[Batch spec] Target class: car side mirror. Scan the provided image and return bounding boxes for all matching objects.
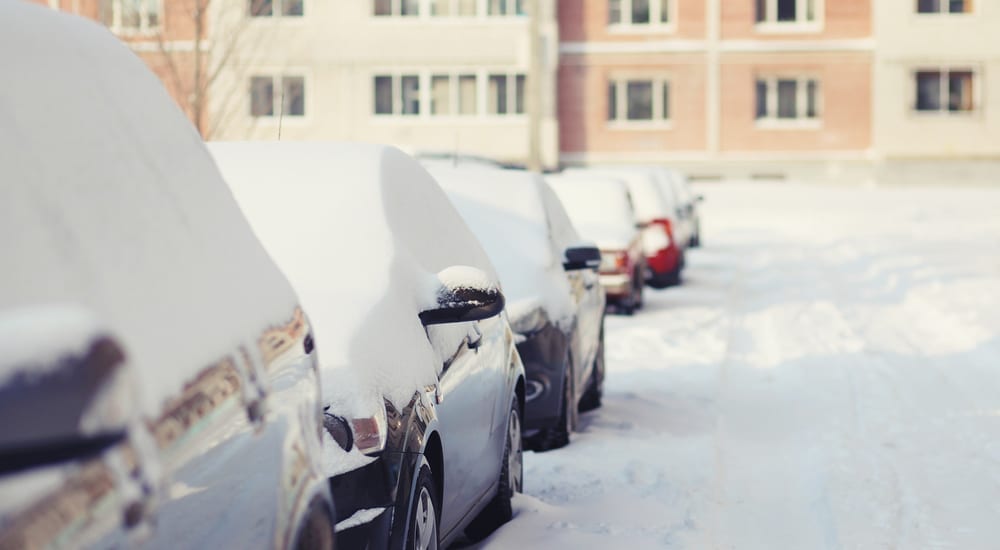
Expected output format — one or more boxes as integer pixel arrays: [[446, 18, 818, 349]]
[[0, 306, 136, 474], [563, 245, 601, 271], [419, 266, 506, 326]]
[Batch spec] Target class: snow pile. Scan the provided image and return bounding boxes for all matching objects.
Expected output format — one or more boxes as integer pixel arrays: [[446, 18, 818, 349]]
[[475, 181, 1000, 549], [564, 167, 672, 223], [545, 174, 638, 250], [424, 165, 577, 326], [0, 2, 297, 418], [209, 142, 499, 418]]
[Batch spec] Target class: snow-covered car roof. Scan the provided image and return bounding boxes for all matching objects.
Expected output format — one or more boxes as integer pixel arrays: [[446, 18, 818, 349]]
[[425, 165, 578, 324], [209, 142, 499, 414], [565, 166, 675, 222], [0, 2, 299, 418], [545, 173, 639, 250]]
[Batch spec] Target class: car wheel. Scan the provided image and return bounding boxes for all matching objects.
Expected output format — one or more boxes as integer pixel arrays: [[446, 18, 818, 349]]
[[633, 271, 645, 309], [293, 496, 335, 550], [465, 397, 522, 540], [530, 353, 573, 452], [402, 464, 439, 550], [578, 328, 605, 413]]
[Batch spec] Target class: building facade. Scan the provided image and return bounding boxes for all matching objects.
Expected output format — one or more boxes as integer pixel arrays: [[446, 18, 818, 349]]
[[208, 0, 561, 168], [558, 0, 876, 180]]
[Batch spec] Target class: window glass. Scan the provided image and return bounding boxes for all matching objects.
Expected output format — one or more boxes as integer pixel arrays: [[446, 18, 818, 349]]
[[401, 75, 420, 114], [374, 75, 393, 114], [146, 0, 160, 26], [755, 79, 768, 118], [608, 82, 618, 120], [431, 75, 451, 114], [458, 74, 477, 115], [915, 71, 942, 111], [488, 75, 508, 114], [755, 0, 766, 22], [661, 81, 670, 119], [251, 0, 274, 16], [122, 0, 141, 27], [626, 81, 653, 120], [458, 0, 477, 15], [776, 0, 796, 21], [609, 0, 622, 24], [431, 0, 451, 15], [948, 71, 974, 111], [806, 80, 818, 118], [282, 0, 303, 16], [515, 75, 526, 114], [488, 0, 508, 15], [373, 0, 391, 15], [949, 0, 967, 12], [776, 79, 797, 118], [282, 77, 305, 116], [250, 76, 274, 117], [632, 0, 650, 24], [660, 0, 670, 23], [917, 0, 940, 12]]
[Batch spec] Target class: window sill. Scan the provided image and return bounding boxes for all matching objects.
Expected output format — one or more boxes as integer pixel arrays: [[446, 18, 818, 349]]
[[249, 115, 310, 126], [369, 15, 528, 22], [910, 109, 979, 117], [753, 22, 824, 34], [754, 118, 822, 130], [606, 23, 677, 35], [109, 26, 161, 37], [371, 114, 529, 123], [606, 120, 674, 131]]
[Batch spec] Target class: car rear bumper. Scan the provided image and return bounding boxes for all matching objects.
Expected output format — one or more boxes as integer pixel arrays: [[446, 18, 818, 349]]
[[598, 273, 632, 297], [646, 245, 681, 276]]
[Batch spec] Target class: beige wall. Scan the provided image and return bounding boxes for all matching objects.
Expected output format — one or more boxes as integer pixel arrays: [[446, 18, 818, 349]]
[[874, 0, 1000, 159]]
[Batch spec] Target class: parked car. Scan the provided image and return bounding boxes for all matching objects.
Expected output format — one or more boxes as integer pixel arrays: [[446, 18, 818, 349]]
[[424, 165, 606, 451], [545, 173, 647, 315], [209, 142, 525, 549], [0, 5, 333, 549], [658, 168, 703, 248], [566, 167, 686, 287]]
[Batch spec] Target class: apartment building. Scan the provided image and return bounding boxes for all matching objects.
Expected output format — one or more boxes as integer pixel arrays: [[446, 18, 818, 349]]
[[208, 0, 561, 168], [558, 0, 876, 180], [36, 0, 211, 134], [873, 0, 1000, 183]]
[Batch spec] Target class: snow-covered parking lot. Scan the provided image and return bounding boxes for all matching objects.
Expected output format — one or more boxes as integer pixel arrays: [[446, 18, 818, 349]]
[[474, 182, 1000, 549]]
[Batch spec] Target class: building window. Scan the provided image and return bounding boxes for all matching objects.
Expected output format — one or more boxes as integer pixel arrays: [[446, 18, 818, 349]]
[[101, 0, 161, 32], [458, 74, 478, 115], [431, 0, 479, 15], [488, 0, 526, 16], [915, 69, 976, 112], [608, 0, 671, 26], [250, 0, 303, 17], [374, 0, 419, 16], [488, 74, 527, 115], [755, 77, 820, 122], [917, 0, 970, 13], [608, 78, 670, 122], [250, 75, 306, 118], [373, 74, 421, 115], [755, 0, 817, 24]]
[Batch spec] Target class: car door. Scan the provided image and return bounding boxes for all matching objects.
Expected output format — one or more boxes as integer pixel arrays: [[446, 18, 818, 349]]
[[428, 315, 508, 535]]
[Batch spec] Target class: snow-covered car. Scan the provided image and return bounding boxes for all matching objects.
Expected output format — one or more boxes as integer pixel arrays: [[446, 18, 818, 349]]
[[425, 165, 606, 451], [0, 5, 333, 549], [546, 173, 648, 315], [566, 167, 686, 287], [659, 168, 703, 248], [209, 142, 525, 549]]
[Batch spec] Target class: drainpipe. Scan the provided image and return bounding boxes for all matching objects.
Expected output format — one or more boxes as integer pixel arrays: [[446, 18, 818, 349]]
[[527, 0, 543, 171]]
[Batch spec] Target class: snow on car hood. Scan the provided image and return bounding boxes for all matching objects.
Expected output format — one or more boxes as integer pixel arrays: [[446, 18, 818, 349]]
[[0, 3, 298, 418], [209, 142, 499, 417], [546, 174, 639, 250], [424, 165, 577, 327]]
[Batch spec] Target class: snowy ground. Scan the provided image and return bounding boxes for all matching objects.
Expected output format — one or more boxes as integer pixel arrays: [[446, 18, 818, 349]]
[[472, 182, 1000, 549]]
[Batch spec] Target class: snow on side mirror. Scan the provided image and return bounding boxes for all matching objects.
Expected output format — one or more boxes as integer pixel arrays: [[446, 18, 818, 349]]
[[0, 305, 137, 473], [419, 266, 506, 326], [563, 245, 601, 271]]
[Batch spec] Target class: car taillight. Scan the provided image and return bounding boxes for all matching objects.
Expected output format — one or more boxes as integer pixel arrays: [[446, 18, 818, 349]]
[[615, 251, 629, 270], [600, 250, 629, 273]]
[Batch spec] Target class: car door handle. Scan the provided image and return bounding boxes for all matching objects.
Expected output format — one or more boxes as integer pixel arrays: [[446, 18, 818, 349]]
[[467, 324, 483, 350]]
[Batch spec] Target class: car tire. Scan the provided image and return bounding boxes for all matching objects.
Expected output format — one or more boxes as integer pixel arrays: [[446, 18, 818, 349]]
[[465, 397, 522, 541], [633, 271, 645, 309], [293, 496, 335, 550], [399, 463, 440, 550], [530, 354, 574, 452], [578, 328, 605, 413]]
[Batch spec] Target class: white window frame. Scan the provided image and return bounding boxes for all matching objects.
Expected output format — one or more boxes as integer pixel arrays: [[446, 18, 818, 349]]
[[104, 0, 162, 34], [373, 0, 526, 19], [248, 0, 305, 18], [914, 0, 974, 15], [911, 67, 981, 116], [371, 69, 528, 120], [607, 75, 672, 129], [754, 76, 822, 129], [608, 0, 675, 32], [755, 0, 823, 33], [248, 73, 309, 123]]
